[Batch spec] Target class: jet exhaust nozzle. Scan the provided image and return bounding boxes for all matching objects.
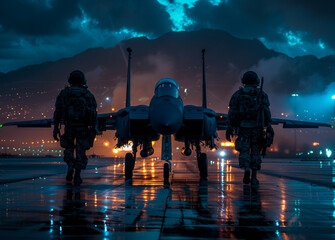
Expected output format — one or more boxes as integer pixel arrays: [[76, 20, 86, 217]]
[[182, 147, 192, 156]]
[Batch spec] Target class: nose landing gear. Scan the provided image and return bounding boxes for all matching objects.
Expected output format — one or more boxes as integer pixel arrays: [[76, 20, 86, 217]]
[[125, 141, 138, 180], [196, 144, 208, 179]]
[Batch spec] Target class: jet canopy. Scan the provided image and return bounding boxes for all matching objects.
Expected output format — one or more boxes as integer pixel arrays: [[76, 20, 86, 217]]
[[155, 78, 180, 98]]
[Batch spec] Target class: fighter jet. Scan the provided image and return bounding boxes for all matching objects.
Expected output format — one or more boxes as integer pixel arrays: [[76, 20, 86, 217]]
[[3, 48, 332, 183]]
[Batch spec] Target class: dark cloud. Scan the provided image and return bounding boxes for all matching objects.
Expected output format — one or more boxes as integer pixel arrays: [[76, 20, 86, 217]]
[[187, 0, 335, 57], [79, 0, 171, 35], [0, 0, 80, 35], [0, 0, 172, 72], [0, 0, 335, 72]]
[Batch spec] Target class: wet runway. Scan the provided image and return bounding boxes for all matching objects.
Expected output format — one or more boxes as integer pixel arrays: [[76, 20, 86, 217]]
[[0, 157, 335, 239]]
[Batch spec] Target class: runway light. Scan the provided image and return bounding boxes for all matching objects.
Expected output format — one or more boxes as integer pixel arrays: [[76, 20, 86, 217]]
[[220, 151, 226, 157], [0, 124, 2, 128]]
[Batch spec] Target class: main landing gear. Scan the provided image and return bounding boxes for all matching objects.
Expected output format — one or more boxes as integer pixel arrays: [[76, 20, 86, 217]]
[[196, 144, 208, 179], [125, 141, 138, 180]]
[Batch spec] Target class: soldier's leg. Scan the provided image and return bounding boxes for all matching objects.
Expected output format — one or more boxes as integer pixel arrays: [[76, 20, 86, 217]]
[[64, 148, 75, 181], [60, 130, 75, 182], [250, 133, 262, 185], [236, 137, 252, 184], [73, 136, 90, 185]]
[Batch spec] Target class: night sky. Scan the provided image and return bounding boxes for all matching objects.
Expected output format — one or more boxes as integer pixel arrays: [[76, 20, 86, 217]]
[[0, 0, 334, 73]]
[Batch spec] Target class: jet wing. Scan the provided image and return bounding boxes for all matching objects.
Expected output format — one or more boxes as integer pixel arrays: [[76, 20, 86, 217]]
[[214, 113, 332, 130], [3, 118, 54, 128], [271, 118, 332, 128], [2, 112, 119, 130], [2, 106, 150, 132]]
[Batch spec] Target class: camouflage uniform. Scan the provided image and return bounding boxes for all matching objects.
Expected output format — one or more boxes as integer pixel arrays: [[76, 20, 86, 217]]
[[227, 85, 271, 171], [54, 85, 97, 170]]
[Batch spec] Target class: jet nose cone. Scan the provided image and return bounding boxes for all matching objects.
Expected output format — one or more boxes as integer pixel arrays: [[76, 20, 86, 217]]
[[150, 97, 183, 135]]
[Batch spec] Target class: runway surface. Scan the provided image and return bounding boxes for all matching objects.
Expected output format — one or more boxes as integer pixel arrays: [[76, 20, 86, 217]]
[[0, 156, 335, 239]]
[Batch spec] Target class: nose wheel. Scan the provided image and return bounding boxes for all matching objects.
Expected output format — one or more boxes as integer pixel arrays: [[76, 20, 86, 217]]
[[197, 153, 208, 179]]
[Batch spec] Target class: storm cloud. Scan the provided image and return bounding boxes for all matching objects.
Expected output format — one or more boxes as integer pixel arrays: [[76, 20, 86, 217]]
[[0, 0, 335, 72]]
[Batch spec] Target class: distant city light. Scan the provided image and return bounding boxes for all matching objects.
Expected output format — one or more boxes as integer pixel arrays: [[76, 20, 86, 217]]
[[326, 149, 332, 158], [291, 93, 299, 97], [219, 151, 226, 157], [312, 142, 320, 146], [105, 97, 110, 101]]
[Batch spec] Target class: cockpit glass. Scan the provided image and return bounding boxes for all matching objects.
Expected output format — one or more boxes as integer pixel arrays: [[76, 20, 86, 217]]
[[155, 83, 179, 98]]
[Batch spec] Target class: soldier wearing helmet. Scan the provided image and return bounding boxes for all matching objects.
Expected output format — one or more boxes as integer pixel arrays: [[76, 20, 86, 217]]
[[226, 71, 273, 185], [53, 70, 97, 185]]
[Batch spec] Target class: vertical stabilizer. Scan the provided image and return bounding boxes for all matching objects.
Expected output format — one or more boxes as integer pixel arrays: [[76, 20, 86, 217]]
[[202, 49, 207, 108], [126, 48, 132, 107]]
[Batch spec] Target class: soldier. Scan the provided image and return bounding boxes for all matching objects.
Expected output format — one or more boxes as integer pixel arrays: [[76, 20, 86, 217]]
[[226, 71, 273, 185], [53, 70, 97, 185]]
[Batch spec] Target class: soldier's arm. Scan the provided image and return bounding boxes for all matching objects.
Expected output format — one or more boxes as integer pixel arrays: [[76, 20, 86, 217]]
[[53, 90, 65, 128]]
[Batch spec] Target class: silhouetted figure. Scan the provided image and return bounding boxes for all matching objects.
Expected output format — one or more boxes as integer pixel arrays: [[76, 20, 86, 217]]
[[226, 71, 273, 185], [53, 70, 97, 185]]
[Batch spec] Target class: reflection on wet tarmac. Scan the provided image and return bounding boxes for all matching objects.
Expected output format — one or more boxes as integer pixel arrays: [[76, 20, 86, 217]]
[[0, 157, 335, 239]]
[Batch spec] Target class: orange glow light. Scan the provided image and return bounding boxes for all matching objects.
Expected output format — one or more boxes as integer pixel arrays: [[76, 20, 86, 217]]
[[312, 142, 320, 146], [104, 141, 110, 147], [221, 141, 235, 147]]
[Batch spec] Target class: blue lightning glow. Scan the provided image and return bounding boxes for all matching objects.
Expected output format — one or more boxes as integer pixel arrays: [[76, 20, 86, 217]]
[[284, 31, 303, 46], [319, 40, 326, 49], [79, 8, 98, 29], [209, 0, 224, 6], [113, 28, 150, 39], [157, 0, 197, 31]]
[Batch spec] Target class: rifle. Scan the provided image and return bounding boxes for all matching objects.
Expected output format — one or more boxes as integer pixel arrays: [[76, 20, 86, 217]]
[[256, 77, 268, 158]]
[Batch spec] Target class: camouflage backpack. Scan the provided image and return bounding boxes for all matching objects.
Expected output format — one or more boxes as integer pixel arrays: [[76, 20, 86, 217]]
[[237, 87, 260, 120], [65, 86, 94, 125]]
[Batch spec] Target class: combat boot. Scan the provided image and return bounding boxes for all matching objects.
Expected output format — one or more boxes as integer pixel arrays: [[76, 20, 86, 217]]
[[251, 170, 259, 185], [243, 168, 251, 184], [74, 169, 83, 185]]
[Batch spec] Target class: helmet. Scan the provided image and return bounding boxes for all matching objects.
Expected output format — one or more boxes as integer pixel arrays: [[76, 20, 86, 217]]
[[68, 70, 86, 86], [241, 71, 260, 85]]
